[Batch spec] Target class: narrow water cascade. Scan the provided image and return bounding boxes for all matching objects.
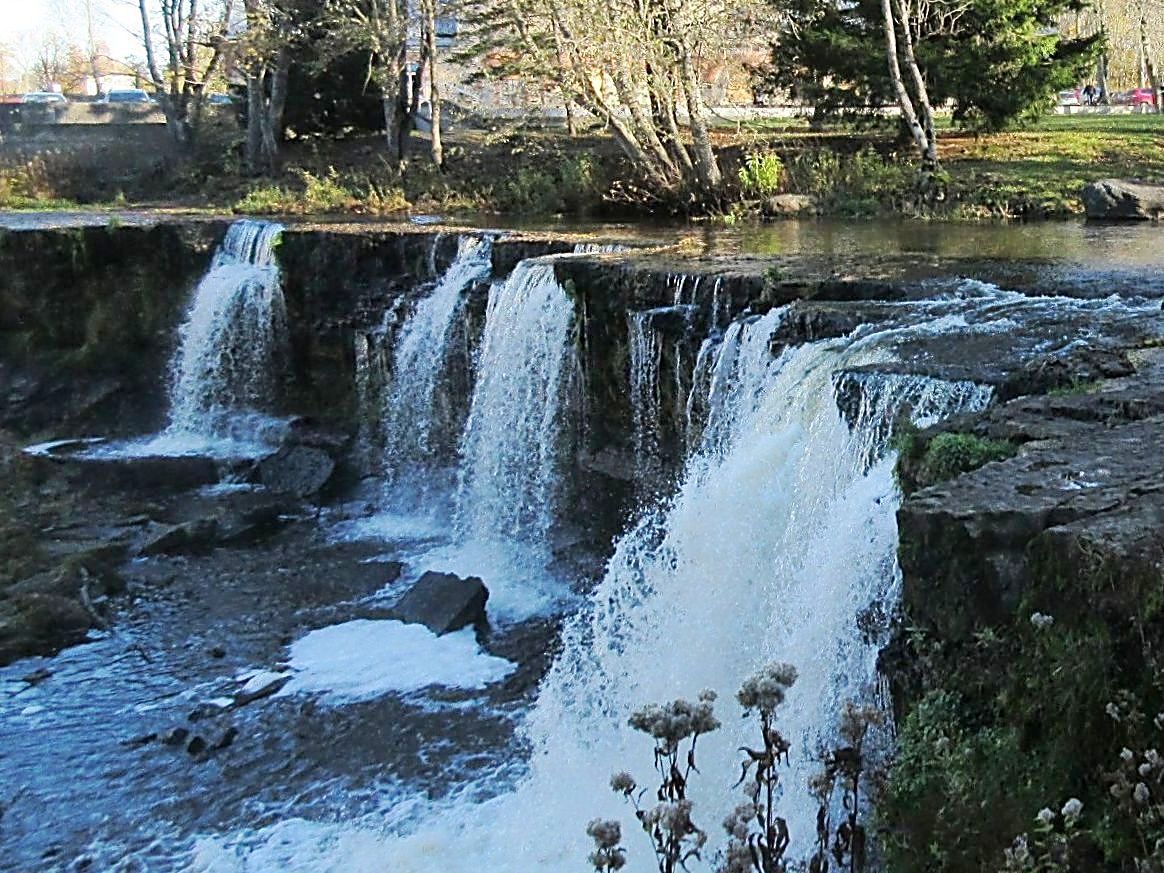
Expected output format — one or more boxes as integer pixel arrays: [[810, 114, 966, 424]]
[[162, 219, 288, 449], [628, 309, 663, 479], [454, 258, 577, 569], [381, 235, 493, 489]]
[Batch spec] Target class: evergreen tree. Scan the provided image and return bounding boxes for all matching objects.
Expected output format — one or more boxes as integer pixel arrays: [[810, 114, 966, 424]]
[[765, 0, 1103, 132]]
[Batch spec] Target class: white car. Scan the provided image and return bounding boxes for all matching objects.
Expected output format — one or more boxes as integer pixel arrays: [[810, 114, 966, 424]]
[[20, 92, 67, 105]]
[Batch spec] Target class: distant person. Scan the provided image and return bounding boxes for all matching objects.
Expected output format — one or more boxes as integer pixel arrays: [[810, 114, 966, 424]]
[[1097, 85, 1107, 105], [1082, 84, 1096, 106]]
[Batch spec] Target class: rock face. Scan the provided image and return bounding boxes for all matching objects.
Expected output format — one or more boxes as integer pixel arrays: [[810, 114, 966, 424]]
[[884, 349, 1164, 872], [1082, 178, 1164, 220], [391, 571, 489, 635]]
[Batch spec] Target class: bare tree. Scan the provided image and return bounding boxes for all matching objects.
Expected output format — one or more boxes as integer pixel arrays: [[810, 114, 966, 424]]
[[137, 0, 234, 148], [321, 0, 412, 166], [469, 0, 741, 204], [881, 0, 939, 171]]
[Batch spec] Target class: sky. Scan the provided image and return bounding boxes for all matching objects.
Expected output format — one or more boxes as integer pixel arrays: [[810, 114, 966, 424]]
[[0, 0, 144, 66]]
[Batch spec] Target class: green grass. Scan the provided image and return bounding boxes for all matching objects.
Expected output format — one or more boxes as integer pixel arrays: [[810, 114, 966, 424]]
[[938, 114, 1164, 217]]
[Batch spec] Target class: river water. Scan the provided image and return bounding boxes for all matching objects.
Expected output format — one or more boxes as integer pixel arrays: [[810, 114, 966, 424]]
[[2, 216, 1163, 872]]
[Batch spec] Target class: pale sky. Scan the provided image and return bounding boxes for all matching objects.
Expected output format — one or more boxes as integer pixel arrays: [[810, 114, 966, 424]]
[[0, 0, 144, 66]]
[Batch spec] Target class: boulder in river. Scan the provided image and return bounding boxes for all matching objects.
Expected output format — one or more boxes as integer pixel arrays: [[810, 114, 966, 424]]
[[391, 571, 489, 635], [255, 445, 336, 498], [1081, 179, 1164, 220]]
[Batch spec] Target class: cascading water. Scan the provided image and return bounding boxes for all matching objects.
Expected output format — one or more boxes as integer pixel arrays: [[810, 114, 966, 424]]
[[265, 306, 992, 873], [628, 310, 663, 476], [162, 219, 288, 451], [381, 235, 493, 489], [454, 258, 576, 573]]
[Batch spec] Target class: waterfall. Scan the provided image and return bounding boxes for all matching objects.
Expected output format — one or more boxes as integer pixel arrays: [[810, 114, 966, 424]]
[[162, 219, 288, 451], [314, 307, 991, 873], [454, 258, 576, 566], [382, 235, 493, 487]]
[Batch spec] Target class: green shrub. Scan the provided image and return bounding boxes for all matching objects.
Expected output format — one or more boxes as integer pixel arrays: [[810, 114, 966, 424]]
[[785, 146, 911, 216], [737, 150, 784, 197]]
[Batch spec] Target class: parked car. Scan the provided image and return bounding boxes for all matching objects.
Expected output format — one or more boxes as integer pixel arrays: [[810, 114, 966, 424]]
[[1130, 87, 1159, 111], [20, 91, 67, 105], [99, 89, 153, 104], [1057, 88, 1081, 106]]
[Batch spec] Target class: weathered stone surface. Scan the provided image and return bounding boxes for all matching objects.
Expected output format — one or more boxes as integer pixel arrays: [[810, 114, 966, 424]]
[[41, 453, 223, 494], [138, 518, 220, 556], [391, 571, 489, 635], [899, 389, 1164, 640], [255, 445, 336, 498], [1082, 178, 1164, 220]]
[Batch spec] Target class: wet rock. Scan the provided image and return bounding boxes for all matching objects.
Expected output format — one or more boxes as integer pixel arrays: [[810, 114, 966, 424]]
[[138, 518, 219, 556], [255, 445, 336, 498], [186, 735, 208, 756], [215, 500, 295, 546], [161, 727, 190, 746], [212, 726, 239, 750], [760, 194, 816, 216], [0, 594, 93, 664], [1082, 178, 1164, 220], [209, 645, 226, 659], [232, 674, 291, 707], [47, 454, 221, 494], [390, 571, 489, 635], [21, 667, 53, 685]]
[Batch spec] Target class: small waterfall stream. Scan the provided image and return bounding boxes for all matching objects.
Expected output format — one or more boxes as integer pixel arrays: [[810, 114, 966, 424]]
[[454, 258, 576, 577], [382, 235, 493, 483], [161, 219, 288, 452]]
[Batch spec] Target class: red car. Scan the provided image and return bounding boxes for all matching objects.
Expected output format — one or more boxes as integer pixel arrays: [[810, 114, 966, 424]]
[[1131, 88, 1159, 110]]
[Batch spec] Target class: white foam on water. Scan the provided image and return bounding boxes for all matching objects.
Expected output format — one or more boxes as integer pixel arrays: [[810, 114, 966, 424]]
[[275, 619, 514, 704]]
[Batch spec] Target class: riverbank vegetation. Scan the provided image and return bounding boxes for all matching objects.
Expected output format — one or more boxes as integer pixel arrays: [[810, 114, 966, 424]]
[[2, 113, 1162, 220]]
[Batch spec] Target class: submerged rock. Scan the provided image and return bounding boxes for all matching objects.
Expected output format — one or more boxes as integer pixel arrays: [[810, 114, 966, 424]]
[[1082, 178, 1164, 220], [391, 571, 489, 635]]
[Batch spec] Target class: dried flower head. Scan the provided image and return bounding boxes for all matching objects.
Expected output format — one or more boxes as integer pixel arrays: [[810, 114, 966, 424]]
[[628, 698, 720, 750], [1135, 783, 1151, 805], [1061, 797, 1083, 822], [839, 701, 884, 746], [610, 771, 636, 796], [1036, 807, 1056, 826], [587, 819, 622, 850], [1030, 612, 1055, 629], [737, 662, 798, 714]]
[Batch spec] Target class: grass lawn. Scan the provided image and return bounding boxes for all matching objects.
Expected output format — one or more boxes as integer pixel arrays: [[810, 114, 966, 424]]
[[938, 114, 1164, 216]]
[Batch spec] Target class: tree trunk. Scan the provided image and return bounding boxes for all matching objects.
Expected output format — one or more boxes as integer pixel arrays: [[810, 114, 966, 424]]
[[246, 73, 265, 173], [1139, 8, 1160, 111], [565, 99, 577, 136], [881, 0, 938, 169], [422, 0, 443, 167]]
